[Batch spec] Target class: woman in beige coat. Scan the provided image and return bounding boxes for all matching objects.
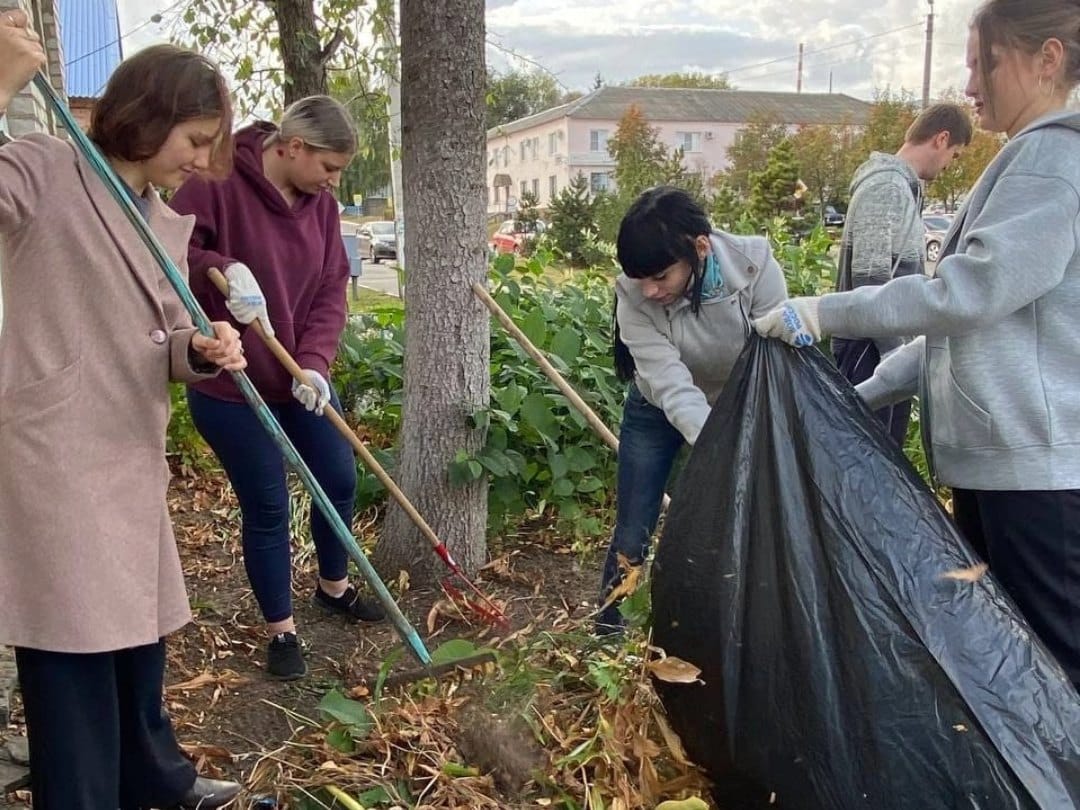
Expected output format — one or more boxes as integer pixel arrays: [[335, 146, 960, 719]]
[[0, 22, 245, 810]]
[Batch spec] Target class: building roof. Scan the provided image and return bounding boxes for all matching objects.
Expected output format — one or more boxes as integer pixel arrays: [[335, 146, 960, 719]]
[[488, 86, 872, 138], [59, 0, 123, 100]]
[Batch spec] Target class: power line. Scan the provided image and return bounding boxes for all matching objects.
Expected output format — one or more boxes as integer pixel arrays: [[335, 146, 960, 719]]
[[65, 0, 187, 68], [722, 22, 924, 77], [740, 34, 925, 86]]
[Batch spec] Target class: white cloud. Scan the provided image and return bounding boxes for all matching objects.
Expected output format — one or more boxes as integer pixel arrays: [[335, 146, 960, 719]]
[[107, 0, 983, 102]]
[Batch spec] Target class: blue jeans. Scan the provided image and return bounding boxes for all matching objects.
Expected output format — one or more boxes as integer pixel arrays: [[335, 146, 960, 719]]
[[598, 384, 685, 625], [187, 388, 356, 623]]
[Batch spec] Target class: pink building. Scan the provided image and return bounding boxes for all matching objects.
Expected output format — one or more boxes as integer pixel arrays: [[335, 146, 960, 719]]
[[486, 86, 871, 215]]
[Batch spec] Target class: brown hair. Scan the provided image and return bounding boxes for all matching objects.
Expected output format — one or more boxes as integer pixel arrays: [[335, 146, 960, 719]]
[[89, 45, 234, 177], [972, 0, 1080, 108], [905, 103, 974, 147]]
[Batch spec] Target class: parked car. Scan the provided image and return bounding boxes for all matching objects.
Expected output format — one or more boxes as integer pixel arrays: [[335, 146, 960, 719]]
[[924, 220, 947, 263], [823, 205, 845, 228], [922, 214, 954, 233], [358, 220, 397, 263], [490, 219, 546, 255]]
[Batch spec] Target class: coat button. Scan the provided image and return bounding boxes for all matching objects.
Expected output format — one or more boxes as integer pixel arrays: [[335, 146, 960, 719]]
[[149, 329, 167, 344], [747, 265, 756, 274]]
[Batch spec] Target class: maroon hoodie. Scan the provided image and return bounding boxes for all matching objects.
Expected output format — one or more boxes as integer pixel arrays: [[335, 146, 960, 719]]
[[170, 123, 349, 403]]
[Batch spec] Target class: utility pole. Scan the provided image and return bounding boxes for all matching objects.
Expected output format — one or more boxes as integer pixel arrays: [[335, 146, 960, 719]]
[[797, 42, 804, 93], [922, 0, 935, 107]]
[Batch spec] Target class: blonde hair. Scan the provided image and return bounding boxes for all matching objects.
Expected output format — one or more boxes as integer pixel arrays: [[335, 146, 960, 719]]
[[267, 95, 358, 154]]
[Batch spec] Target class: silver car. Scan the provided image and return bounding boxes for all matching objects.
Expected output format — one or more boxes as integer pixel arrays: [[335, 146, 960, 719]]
[[358, 220, 397, 263]]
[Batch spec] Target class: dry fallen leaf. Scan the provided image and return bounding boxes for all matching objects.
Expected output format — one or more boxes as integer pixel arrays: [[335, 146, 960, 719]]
[[652, 709, 691, 765], [646, 656, 703, 685], [940, 563, 989, 583], [598, 554, 642, 610]]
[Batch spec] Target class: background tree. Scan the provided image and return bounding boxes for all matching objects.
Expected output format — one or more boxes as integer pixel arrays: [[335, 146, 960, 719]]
[[858, 89, 919, 155], [373, 0, 490, 581], [607, 105, 672, 198], [723, 112, 789, 195], [177, 0, 391, 112], [593, 105, 704, 240], [516, 190, 541, 230], [626, 71, 733, 90], [485, 68, 562, 129], [790, 122, 862, 213], [749, 139, 800, 220], [329, 75, 392, 203], [549, 174, 598, 267]]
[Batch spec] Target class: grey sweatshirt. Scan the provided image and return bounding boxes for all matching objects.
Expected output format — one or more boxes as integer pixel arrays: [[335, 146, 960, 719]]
[[835, 153, 924, 354], [824, 109, 1080, 490], [616, 232, 788, 444]]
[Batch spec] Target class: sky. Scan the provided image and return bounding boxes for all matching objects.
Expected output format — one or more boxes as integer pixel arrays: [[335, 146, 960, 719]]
[[111, 0, 984, 102]]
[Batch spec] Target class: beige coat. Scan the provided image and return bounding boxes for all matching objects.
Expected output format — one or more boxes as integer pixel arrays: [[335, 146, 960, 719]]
[[0, 133, 216, 653]]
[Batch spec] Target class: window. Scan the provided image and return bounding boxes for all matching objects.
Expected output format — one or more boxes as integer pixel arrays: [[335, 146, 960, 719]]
[[548, 132, 558, 154], [675, 131, 702, 152], [521, 180, 528, 197], [493, 150, 500, 168], [589, 171, 611, 194], [549, 175, 557, 199], [502, 145, 510, 164], [520, 141, 526, 162], [531, 136, 540, 157], [589, 129, 609, 153], [531, 178, 539, 197]]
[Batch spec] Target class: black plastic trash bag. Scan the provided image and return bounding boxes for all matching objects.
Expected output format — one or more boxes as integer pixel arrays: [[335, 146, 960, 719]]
[[651, 337, 1080, 810]]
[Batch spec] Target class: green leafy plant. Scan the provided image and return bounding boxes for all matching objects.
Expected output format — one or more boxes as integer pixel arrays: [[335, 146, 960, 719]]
[[335, 248, 623, 538], [317, 689, 374, 754], [166, 383, 211, 472]]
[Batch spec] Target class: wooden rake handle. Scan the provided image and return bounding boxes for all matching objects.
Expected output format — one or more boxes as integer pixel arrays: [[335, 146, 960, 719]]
[[471, 282, 671, 512], [207, 267, 445, 551]]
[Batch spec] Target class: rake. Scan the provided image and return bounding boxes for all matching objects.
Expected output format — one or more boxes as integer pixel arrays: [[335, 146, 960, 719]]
[[206, 268, 508, 629]]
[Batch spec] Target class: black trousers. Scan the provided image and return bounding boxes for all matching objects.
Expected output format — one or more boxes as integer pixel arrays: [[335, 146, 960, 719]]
[[832, 337, 911, 447], [14, 640, 196, 810], [953, 488, 1080, 687]]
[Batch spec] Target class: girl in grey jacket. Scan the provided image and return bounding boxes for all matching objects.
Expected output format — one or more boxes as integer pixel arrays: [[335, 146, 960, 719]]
[[598, 187, 788, 631], [754, 0, 1080, 687]]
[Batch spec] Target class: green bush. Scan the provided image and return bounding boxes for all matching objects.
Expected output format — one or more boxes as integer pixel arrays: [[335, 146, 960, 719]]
[[332, 248, 622, 537]]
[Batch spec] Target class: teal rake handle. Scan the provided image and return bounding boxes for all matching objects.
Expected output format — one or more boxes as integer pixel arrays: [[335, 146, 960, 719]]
[[34, 74, 431, 667]]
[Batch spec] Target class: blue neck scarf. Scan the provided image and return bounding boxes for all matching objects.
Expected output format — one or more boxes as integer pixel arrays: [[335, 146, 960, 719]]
[[698, 251, 724, 300]]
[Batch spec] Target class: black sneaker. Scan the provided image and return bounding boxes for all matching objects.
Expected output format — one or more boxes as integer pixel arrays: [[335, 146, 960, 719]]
[[313, 584, 387, 623], [267, 632, 307, 680]]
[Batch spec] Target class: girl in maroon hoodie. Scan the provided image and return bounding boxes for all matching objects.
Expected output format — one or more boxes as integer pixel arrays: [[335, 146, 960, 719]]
[[170, 96, 383, 680]]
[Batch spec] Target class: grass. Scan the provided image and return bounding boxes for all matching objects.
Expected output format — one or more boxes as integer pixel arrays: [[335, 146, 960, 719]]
[[348, 284, 403, 315]]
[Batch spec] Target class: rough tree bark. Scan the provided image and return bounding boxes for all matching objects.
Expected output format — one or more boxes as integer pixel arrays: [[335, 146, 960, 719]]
[[265, 0, 344, 104], [372, 0, 490, 583]]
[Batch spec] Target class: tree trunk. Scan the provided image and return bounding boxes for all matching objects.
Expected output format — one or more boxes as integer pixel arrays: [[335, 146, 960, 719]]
[[269, 0, 335, 104], [373, 0, 489, 584]]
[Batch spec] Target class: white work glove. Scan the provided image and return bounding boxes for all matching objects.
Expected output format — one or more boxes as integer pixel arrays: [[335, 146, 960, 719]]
[[224, 262, 274, 337], [292, 369, 331, 415], [752, 298, 822, 347]]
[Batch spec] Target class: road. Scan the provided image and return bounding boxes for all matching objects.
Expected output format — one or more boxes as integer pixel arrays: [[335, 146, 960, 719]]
[[354, 258, 401, 298]]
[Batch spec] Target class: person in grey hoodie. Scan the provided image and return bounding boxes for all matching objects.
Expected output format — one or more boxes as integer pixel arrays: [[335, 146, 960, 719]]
[[597, 186, 788, 632], [832, 103, 972, 445], [754, 0, 1080, 686]]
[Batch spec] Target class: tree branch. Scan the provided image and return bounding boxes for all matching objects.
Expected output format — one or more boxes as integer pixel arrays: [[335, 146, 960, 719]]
[[320, 27, 347, 65]]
